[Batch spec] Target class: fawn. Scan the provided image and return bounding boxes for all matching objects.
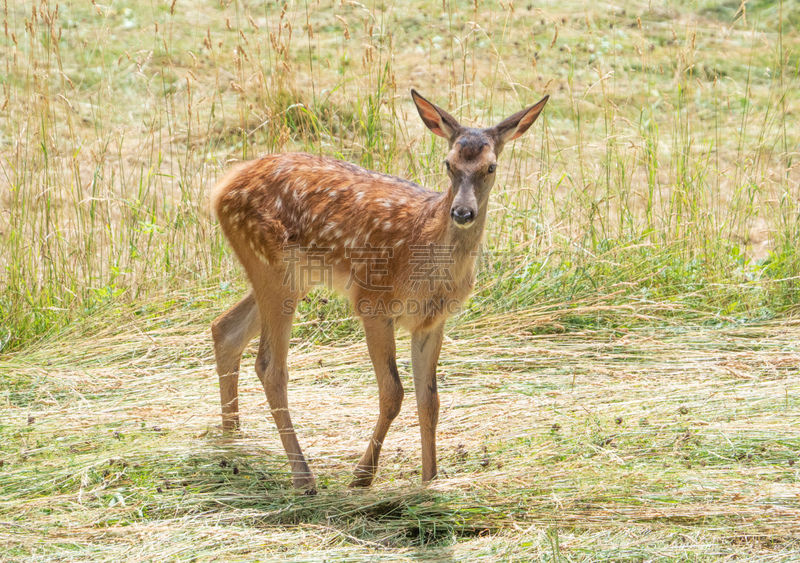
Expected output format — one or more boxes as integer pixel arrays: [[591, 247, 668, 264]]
[[211, 90, 548, 492]]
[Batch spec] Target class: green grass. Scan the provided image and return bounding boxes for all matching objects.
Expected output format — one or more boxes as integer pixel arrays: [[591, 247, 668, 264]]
[[2, 0, 800, 559], [2, 0, 800, 351]]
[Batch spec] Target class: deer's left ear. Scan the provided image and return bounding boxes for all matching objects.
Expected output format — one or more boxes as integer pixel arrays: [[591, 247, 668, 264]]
[[491, 95, 549, 148], [411, 89, 463, 142]]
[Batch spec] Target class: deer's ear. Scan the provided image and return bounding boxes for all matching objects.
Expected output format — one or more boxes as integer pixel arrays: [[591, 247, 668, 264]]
[[491, 95, 549, 147], [411, 89, 462, 142]]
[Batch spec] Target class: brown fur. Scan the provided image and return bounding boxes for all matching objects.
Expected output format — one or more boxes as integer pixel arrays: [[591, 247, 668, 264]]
[[215, 153, 475, 332], [211, 90, 549, 492]]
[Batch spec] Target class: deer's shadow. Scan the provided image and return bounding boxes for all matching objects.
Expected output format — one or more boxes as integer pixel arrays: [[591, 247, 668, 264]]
[[151, 443, 478, 556]]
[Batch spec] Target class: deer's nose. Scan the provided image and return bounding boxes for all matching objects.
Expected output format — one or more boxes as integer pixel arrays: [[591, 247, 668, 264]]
[[451, 207, 475, 226]]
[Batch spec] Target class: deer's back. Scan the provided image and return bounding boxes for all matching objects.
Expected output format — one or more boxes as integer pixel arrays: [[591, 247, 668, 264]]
[[214, 153, 436, 248]]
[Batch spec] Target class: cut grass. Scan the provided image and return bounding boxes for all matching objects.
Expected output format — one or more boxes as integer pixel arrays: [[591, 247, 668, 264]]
[[1, 296, 799, 560]]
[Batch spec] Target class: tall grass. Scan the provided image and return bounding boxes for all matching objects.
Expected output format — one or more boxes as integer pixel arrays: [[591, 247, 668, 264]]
[[1, 0, 799, 352]]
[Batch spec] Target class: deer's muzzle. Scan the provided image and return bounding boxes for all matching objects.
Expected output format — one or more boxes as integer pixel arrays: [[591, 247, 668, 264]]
[[450, 206, 475, 227]]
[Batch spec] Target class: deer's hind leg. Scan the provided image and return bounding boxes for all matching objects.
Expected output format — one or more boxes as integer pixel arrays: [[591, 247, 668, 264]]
[[211, 290, 260, 432], [250, 279, 316, 493]]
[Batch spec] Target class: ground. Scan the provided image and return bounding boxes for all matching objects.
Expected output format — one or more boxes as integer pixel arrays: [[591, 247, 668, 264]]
[[2, 299, 799, 560]]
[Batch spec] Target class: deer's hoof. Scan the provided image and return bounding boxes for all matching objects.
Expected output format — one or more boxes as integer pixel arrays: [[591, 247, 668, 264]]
[[349, 467, 376, 488], [293, 475, 317, 494]]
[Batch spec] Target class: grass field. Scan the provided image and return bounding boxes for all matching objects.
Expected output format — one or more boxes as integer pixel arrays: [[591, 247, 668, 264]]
[[2, 0, 800, 560]]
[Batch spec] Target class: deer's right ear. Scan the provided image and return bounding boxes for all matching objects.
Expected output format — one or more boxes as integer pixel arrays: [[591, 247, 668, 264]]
[[411, 89, 462, 142], [491, 95, 549, 148]]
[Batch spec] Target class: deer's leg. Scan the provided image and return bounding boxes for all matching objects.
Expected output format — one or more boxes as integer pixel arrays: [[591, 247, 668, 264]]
[[211, 291, 260, 432], [410, 322, 445, 483], [350, 317, 403, 488], [253, 291, 315, 493]]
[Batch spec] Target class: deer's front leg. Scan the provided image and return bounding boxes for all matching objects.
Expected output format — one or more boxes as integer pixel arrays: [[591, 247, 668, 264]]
[[350, 316, 403, 488], [411, 322, 445, 482]]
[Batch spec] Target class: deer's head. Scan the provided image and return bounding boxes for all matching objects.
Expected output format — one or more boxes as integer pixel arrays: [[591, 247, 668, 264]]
[[411, 89, 549, 229]]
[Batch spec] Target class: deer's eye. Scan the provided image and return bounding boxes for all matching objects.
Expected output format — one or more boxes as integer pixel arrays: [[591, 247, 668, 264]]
[[488, 164, 496, 173], [444, 161, 451, 171]]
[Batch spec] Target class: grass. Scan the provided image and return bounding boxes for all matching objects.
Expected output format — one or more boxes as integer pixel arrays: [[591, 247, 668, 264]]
[[2, 0, 800, 349], [1, 303, 799, 560], [1, 0, 800, 560]]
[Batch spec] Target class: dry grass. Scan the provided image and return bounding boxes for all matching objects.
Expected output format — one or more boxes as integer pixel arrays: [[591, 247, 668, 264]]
[[2, 293, 799, 560]]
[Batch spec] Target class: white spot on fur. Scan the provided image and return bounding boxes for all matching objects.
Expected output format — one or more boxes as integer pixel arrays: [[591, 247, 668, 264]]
[[394, 239, 405, 247], [321, 223, 338, 238], [383, 221, 393, 230], [275, 197, 283, 210]]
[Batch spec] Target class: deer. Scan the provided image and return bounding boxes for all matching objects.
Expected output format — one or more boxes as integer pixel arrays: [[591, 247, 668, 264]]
[[210, 89, 548, 493]]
